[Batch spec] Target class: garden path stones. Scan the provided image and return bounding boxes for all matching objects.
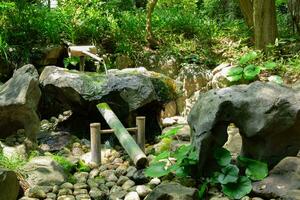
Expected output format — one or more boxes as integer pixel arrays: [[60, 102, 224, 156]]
[[136, 185, 152, 197], [124, 191, 140, 200], [122, 179, 136, 190]]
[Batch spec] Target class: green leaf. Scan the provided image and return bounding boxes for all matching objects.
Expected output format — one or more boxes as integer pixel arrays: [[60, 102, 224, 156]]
[[159, 125, 184, 139], [145, 161, 169, 178], [268, 75, 283, 85], [217, 164, 239, 184], [239, 51, 258, 65], [173, 145, 193, 164], [227, 67, 243, 76], [198, 181, 208, 199], [154, 151, 170, 162], [237, 156, 268, 181], [261, 61, 277, 70], [227, 74, 243, 82], [222, 176, 252, 199], [243, 65, 260, 80], [213, 147, 231, 167], [174, 166, 189, 177]]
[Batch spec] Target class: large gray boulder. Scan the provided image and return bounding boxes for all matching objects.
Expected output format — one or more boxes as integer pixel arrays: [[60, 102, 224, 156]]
[[0, 64, 41, 142], [39, 66, 178, 140], [144, 182, 198, 200], [0, 168, 20, 200], [252, 157, 300, 200], [188, 81, 300, 175], [21, 156, 67, 187]]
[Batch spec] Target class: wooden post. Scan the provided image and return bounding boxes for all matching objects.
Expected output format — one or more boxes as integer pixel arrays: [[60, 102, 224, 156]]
[[136, 116, 146, 152], [80, 56, 85, 71], [90, 123, 101, 166], [97, 103, 148, 168]]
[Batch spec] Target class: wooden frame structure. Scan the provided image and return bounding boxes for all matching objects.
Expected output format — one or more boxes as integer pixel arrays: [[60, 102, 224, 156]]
[[90, 103, 147, 168]]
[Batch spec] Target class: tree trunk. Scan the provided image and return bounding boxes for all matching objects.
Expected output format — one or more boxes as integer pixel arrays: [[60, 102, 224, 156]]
[[146, 0, 159, 49], [239, 0, 254, 28], [97, 103, 148, 168], [288, 0, 300, 34], [253, 0, 278, 50]]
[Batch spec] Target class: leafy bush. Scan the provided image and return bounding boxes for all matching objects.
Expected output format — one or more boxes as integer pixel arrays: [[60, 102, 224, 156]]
[[0, 152, 26, 171], [227, 51, 283, 84], [145, 144, 198, 178], [52, 155, 76, 173], [198, 147, 268, 199]]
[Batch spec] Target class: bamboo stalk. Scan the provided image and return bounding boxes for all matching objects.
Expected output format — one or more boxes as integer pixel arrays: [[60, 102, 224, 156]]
[[97, 103, 148, 168], [136, 116, 146, 152], [100, 127, 137, 134], [90, 123, 101, 166]]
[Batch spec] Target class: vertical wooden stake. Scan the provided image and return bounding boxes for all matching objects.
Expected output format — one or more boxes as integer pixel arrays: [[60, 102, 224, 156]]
[[80, 56, 85, 71], [136, 116, 146, 152], [90, 123, 101, 166]]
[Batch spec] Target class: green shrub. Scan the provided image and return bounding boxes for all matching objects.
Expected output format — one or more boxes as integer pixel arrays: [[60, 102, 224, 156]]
[[0, 152, 26, 171], [52, 155, 76, 173], [198, 147, 268, 199]]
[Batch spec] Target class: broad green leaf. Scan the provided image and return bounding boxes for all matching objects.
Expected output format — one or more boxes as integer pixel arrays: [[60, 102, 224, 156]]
[[222, 176, 252, 199], [145, 161, 169, 178], [217, 164, 239, 184], [213, 147, 231, 167], [268, 75, 283, 85], [227, 67, 243, 76], [237, 156, 268, 181], [243, 64, 260, 80], [239, 51, 258, 65], [261, 61, 277, 70], [173, 145, 193, 164], [154, 151, 170, 162], [174, 166, 189, 177], [158, 125, 183, 139]]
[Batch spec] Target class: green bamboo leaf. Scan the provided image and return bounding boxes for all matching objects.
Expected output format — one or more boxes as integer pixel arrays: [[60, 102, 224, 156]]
[[198, 181, 208, 199], [222, 176, 252, 199]]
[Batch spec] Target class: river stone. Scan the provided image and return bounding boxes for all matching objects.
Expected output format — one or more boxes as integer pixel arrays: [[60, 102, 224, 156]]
[[188, 81, 300, 175], [89, 187, 106, 200], [39, 66, 178, 140], [21, 156, 67, 187], [26, 187, 47, 199], [0, 64, 41, 142], [0, 168, 20, 200], [124, 191, 140, 200], [144, 182, 198, 200], [136, 185, 152, 197], [252, 157, 300, 199]]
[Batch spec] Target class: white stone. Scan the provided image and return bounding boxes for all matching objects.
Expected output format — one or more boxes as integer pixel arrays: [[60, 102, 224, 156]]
[[124, 191, 140, 200]]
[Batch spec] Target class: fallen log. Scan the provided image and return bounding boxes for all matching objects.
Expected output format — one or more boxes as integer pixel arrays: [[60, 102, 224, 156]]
[[97, 103, 148, 168]]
